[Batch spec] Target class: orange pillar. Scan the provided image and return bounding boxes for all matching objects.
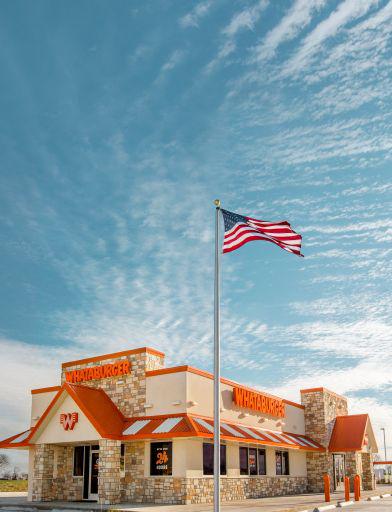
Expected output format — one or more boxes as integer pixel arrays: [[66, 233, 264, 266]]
[[354, 475, 361, 501], [344, 476, 350, 502], [323, 474, 331, 502]]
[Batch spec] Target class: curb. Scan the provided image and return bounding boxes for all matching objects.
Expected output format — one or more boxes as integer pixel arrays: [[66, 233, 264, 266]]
[[314, 505, 337, 512], [337, 501, 354, 508], [380, 493, 391, 498], [367, 495, 381, 501]]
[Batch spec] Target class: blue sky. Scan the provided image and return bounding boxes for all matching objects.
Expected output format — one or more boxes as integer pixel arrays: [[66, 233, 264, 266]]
[[1, 0, 391, 471]]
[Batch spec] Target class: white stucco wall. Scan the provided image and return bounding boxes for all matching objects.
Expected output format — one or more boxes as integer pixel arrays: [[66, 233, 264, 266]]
[[30, 391, 59, 427], [145, 372, 187, 415], [34, 393, 100, 444], [146, 369, 305, 435]]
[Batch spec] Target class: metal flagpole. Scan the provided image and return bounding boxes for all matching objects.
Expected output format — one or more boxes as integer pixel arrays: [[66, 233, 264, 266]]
[[213, 199, 221, 512]]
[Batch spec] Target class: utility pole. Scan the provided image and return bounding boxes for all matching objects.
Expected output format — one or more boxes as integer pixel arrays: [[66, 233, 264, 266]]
[[381, 428, 387, 461]]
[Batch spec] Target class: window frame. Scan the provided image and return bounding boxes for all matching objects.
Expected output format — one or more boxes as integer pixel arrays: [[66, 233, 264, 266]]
[[73, 446, 85, 477], [249, 447, 258, 476], [258, 448, 267, 476], [202, 443, 227, 476], [120, 443, 125, 476], [240, 446, 267, 476], [275, 450, 290, 476]]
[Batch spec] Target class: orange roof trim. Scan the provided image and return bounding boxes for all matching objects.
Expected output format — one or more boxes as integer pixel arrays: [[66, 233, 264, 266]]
[[146, 366, 304, 410], [62, 346, 165, 368], [31, 386, 61, 395]]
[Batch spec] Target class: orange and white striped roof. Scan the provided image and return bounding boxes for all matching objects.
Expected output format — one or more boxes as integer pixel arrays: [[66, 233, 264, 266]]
[[122, 414, 324, 452]]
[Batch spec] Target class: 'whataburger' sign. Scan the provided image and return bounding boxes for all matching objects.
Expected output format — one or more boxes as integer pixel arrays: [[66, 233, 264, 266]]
[[65, 360, 130, 383], [233, 386, 285, 418]]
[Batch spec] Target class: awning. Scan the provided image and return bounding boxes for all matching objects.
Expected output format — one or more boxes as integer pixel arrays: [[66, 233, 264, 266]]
[[0, 429, 32, 449], [329, 414, 378, 453], [123, 414, 325, 452]]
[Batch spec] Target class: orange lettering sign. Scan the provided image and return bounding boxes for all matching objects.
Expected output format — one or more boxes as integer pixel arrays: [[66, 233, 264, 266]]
[[65, 360, 130, 384], [233, 387, 285, 418], [156, 451, 169, 465]]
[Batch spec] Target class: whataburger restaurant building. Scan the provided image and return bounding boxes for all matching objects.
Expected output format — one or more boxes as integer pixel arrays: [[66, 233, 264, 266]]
[[0, 347, 379, 505]]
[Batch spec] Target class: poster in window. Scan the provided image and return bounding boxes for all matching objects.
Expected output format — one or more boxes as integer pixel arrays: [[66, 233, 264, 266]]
[[249, 448, 257, 475], [150, 442, 172, 476], [276, 451, 282, 475]]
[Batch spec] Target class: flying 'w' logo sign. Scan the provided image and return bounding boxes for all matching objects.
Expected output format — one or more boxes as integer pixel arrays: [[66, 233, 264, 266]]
[[60, 412, 79, 431]]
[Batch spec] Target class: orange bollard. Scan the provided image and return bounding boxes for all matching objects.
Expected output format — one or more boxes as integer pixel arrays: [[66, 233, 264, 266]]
[[354, 475, 361, 501], [344, 476, 350, 502], [323, 474, 331, 502]]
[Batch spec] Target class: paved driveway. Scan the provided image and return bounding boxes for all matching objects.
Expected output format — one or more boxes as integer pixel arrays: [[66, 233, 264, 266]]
[[0, 487, 391, 512]]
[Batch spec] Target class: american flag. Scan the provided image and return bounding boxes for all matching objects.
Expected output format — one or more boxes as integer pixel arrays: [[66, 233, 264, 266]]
[[221, 209, 303, 257]]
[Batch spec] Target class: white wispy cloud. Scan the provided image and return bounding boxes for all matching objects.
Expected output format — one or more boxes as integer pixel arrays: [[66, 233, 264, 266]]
[[205, 0, 268, 73], [160, 49, 185, 74], [252, 0, 327, 62], [179, 1, 211, 28], [281, 0, 380, 77]]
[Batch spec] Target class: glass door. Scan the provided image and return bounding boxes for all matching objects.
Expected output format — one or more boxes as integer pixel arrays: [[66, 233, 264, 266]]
[[89, 450, 99, 501], [333, 454, 346, 490]]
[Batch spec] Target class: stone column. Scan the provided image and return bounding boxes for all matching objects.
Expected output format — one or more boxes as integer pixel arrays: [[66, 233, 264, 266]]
[[31, 444, 54, 501], [345, 451, 362, 491], [52, 445, 67, 501], [98, 439, 122, 505], [361, 452, 375, 491], [123, 441, 145, 502], [301, 388, 348, 493]]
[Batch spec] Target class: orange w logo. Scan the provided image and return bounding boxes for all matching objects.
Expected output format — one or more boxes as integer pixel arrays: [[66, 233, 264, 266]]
[[60, 412, 78, 430]]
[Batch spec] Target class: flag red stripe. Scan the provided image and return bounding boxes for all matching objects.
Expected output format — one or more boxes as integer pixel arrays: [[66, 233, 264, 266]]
[[223, 235, 302, 255], [222, 209, 303, 257]]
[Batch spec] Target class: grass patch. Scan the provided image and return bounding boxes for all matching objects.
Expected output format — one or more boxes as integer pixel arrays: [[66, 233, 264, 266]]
[[0, 480, 28, 492]]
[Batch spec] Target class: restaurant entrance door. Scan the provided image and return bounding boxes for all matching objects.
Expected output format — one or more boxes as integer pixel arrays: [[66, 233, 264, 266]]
[[88, 448, 99, 501], [333, 454, 346, 490]]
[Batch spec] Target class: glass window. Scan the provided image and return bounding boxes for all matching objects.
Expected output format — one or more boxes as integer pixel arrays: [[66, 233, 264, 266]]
[[249, 448, 258, 476], [203, 444, 226, 475], [120, 443, 125, 474], [73, 446, 84, 476], [258, 449, 266, 475], [150, 442, 172, 476], [240, 447, 248, 475], [276, 451, 289, 475]]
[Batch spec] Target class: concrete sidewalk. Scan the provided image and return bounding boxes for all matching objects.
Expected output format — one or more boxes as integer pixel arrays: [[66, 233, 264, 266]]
[[0, 486, 391, 512]]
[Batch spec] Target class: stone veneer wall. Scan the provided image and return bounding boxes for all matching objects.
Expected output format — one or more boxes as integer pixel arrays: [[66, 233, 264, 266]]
[[301, 389, 348, 492], [61, 349, 164, 417], [305, 452, 334, 493], [345, 451, 363, 491], [361, 452, 375, 491], [32, 444, 54, 501], [121, 441, 306, 505], [99, 439, 122, 505], [122, 476, 307, 505], [52, 445, 83, 501]]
